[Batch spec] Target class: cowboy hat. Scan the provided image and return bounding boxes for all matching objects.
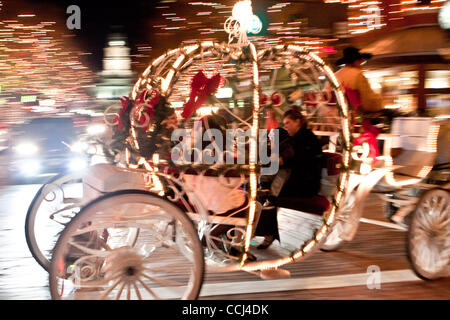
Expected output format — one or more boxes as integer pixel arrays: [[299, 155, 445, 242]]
[[336, 46, 372, 66]]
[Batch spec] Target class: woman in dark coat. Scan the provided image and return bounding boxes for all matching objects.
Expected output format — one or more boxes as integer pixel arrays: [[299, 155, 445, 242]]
[[255, 108, 323, 249]]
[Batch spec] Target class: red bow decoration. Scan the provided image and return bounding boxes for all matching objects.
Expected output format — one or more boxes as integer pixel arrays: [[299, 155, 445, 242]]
[[135, 89, 159, 129], [116, 96, 130, 130], [354, 119, 381, 164], [115, 89, 160, 131], [260, 92, 284, 130], [260, 91, 284, 108], [181, 71, 222, 119]]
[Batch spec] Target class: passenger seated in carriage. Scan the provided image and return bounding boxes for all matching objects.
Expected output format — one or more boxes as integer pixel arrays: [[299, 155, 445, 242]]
[[182, 113, 262, 258], [255, 108, 324, 249], [260, 127, 293, 203]]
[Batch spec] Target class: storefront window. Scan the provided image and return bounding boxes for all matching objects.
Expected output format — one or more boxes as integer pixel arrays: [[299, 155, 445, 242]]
[[388, 94, 417, 113], [364, 68, 450, 115], [365, 69, 418, 113], [365, 70, 387, 95], [365, 70, 418, 91], [383, 71, 419, 90], [426, 93, 450, 116], [425, 70, 450, 116], [425, 70, 450, 89]]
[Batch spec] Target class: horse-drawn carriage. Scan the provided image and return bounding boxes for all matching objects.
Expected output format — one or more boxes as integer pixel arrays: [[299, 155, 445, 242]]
[[24, 6, 448, 299]]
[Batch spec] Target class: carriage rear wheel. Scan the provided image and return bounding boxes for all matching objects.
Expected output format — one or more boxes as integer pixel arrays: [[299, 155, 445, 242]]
[[407, 188, 450, 280], [49, 190, 204, 300], [25, 172, 85, 271]]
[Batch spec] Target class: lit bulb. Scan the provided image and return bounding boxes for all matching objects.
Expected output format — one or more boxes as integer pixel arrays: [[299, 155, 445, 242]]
[[232, 1, 253, 22]]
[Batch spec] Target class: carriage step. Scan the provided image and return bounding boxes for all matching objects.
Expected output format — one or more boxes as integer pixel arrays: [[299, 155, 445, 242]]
[[259, 268, 291, 280]]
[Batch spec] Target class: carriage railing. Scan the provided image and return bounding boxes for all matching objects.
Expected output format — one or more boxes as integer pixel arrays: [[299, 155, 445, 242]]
[[351, 119, 440, 186], [334, 117, 442, 241]]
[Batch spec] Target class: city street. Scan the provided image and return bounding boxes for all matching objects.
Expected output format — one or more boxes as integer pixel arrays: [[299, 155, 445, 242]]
[[0, 181, 448, 300]]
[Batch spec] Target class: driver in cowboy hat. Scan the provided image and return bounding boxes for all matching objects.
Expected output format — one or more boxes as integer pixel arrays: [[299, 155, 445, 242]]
[[335, 46, 384, 113]]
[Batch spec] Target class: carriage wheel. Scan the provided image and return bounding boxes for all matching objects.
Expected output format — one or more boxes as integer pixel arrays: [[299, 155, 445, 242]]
[[407, 188, 450, 280], [49, 190, 204, 300], [25, 171, 85, 271]]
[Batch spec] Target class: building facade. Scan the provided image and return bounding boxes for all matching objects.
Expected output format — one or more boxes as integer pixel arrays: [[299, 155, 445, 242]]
[[345, 0, 450, 116], [93, 33, 135, 108]]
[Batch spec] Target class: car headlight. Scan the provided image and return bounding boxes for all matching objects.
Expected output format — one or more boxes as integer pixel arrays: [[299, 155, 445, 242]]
[[14, 142, 39, 156], [20, 160, 40, 176], [69, 158, 88, 171], [71, 140, 88, 153], [87, 124, 106, 135]]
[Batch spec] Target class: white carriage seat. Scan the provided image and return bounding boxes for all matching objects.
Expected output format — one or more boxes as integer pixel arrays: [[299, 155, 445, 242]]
[[388, 117, 438, 178], [183, 174, 246, 215], [82, 163, 147, 204]]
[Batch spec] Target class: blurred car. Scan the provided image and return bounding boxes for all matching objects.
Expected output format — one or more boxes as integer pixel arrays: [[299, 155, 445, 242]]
[[7, 117, 89, 182]]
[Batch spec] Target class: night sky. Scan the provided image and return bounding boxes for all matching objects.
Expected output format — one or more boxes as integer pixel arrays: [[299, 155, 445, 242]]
[[7, 0, 346, 73], [14, 0, 277, 72], [17, 0, 159, 71]]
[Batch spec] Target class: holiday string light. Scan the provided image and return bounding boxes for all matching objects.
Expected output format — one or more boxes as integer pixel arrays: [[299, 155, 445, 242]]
[[242, 41, 259, 265], [395, 0, 445, 14], [224, 1, 263, 46], [324, 0, 446, 35], [145, 1, 339, 62], [0, 1, 95, 120]]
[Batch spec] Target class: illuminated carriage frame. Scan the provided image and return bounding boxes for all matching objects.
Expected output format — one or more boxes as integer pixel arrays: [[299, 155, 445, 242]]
[[128, 40, 353, 271]]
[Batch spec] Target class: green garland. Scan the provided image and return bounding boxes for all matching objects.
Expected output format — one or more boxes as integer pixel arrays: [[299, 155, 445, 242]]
[[109, 93, 176, 162]]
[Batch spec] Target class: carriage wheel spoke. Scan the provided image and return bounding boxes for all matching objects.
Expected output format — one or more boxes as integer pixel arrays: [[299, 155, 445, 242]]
[[433, 196, 446, 216], [437, 217, 450, 230], [437, 205, 450, 222], [420, 207, 435, 230], [126, 282, 131, 300], [415, 210, 432, 231], [137, 277, 161, 300], [99, 277, 123, 300], [132, 281, 142, 300], [140, 272, 183, 287], [114, 281, 127, 300]]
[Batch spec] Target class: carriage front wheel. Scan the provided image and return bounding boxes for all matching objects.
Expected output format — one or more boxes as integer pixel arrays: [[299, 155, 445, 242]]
[[49, 190, 204, 300], [407, 188, 449, 280]]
